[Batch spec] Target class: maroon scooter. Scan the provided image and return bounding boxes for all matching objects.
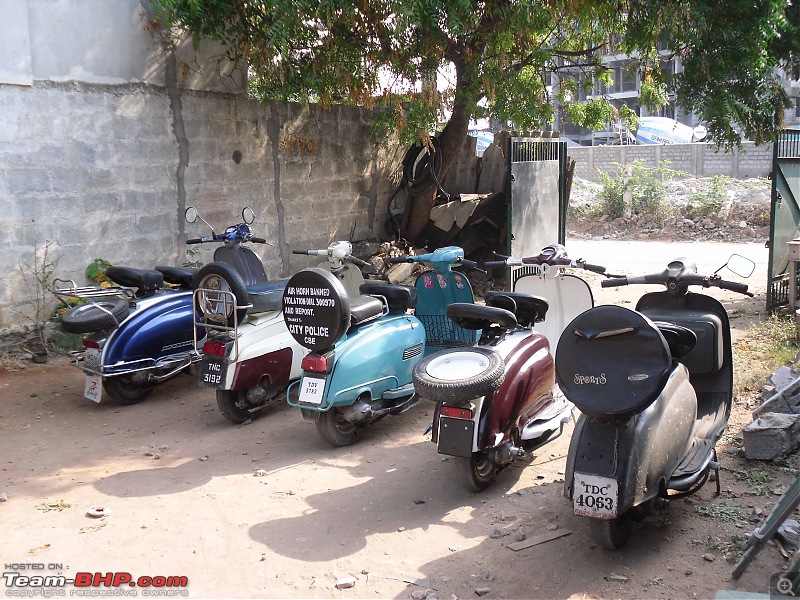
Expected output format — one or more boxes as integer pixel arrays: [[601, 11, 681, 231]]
[[412, 245, 605, 491]]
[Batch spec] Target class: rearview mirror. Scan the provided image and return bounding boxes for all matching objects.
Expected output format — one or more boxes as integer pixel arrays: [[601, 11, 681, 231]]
[[242, 207, 255, 224], [185, 206, 197, 224], [726, 254, 755, 278]]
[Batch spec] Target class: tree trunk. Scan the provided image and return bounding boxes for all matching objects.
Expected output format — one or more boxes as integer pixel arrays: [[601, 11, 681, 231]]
[[403, 60, 477, 242]]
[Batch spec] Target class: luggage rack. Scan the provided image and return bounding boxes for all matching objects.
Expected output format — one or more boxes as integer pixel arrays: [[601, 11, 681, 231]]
[[193, 287, 254, 361], [51, 278, 134, 306], [417, 314, 475, 348]]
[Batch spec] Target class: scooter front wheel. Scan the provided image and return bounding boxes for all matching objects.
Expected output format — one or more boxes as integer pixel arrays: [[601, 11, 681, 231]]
[[316, 409, 362, 447], [103, 376, 154, 405], [457, 452, 499, 492], [590, 514, 634, 550], [413, 347, 504, 402]]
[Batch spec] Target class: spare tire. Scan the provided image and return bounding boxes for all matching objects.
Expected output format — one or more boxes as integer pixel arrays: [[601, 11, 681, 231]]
[[60, 298, 130, 333], [413, 347, 504, 402], [194, 262, 249, 327], [282, 268, 350, 351]]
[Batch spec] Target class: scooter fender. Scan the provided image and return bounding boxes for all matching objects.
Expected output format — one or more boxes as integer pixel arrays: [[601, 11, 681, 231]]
[[104, 292, 195, 366], [564, 365, 697, 514], [222, 311, 308, 390], [318, 315, 425, 408], [478, 330, 554, 449]]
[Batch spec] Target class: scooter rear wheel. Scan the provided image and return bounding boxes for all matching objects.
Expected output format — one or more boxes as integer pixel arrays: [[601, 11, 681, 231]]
[[60, 299, 130, 333], [316, 409, 361, 447], [458, 452, 499, 492], [413, 347, 504, 402], [216, 389, 262, 424], [590, 514, 634, 550], [103, 376, 154, 405]]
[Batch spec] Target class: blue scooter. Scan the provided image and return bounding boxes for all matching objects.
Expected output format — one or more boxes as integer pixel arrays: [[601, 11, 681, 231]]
[[282, 246, 478, 446]]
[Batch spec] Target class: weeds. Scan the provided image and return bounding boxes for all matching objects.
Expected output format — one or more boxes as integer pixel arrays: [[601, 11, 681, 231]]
[[706, 532, 748, 563], [36, 500, 72, 512], [695, 501, 743, 523], [734, 313, 799, 398], [687, 175, 730, 219], [729, 466, 774, 495]]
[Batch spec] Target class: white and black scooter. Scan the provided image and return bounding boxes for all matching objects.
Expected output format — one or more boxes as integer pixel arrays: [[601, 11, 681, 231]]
[[556, 254, 755, 549]]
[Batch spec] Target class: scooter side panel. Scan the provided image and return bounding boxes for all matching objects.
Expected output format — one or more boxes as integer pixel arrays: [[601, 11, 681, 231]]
[[566, 367, 696, 512], [323, 316, 426, 407], [105, 293, 195, 364], [479, 331, 554, 448]]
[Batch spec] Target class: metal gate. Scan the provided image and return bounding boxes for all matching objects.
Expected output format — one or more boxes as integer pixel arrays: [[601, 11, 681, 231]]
[[767, 129, 800, 312], [506, 138, 567, 286]]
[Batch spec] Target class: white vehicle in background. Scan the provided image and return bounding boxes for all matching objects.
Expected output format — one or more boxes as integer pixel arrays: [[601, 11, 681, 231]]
[[635, 117, 707, 145]]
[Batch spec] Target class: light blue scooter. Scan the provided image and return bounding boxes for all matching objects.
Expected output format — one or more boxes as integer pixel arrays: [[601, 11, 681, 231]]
[[283, 246, 478, 446]]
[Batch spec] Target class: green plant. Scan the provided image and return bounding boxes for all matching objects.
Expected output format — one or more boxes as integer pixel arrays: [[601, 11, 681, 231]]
[[595, 160, 681, 225], [85, 258, 113, 284], [687, 175, 730, 218], [706, 532, 748, 563], [730, 466, 774, 495], [734, 314, 800, 398], [183, 247, 203, 268], [37, 499, 72, 512], [695, 501, 743, 522]]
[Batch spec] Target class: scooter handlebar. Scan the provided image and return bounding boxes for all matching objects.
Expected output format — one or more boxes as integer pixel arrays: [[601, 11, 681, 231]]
[[577, 261, 606, 274], [483, 260, 508, 268], [251, 237, 267, 244], [345, 254, 370, 268], [385, 256, 413, 264], [186, 238, 203, 245], [718, 280, 753, 296], [601, 276, 629, 288]]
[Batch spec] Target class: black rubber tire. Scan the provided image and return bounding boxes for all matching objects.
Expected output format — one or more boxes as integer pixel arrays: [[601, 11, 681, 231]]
[[316, 409, 361, 447], [457, 452, 499, 492], [60, 299, 130, 333], [216, 389, 260, 424], [194, 262, 249, 327], [103, 376, 154, 405], [413, 347, 504, 402], [590, 515, 634, 550]]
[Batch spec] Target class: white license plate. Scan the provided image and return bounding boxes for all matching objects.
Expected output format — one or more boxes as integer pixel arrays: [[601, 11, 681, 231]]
[[573, 472, 618, 518], [84, 375, 102, 403], [298, 375, 326, 405], [84, 347, 101, 373]]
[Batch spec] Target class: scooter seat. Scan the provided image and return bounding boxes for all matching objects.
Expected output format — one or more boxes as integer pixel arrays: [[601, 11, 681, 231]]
[[349, 295, 385, 328], [155, 266, 198, 290], [247, 279, 289, 313], [654, 322, 697, 359], [105, 266, 163, 296], [484, 291, 549, 327], [446, 303, 517, 331], [359, 283, 417, 313]]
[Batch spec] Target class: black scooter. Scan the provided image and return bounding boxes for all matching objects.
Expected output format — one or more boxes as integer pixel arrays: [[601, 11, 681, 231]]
[[556, 254, 755, 549]]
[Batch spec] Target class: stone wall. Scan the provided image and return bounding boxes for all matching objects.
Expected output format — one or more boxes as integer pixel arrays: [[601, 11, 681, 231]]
[[569, 142, 773, 181], [0, 81, 402, 332]]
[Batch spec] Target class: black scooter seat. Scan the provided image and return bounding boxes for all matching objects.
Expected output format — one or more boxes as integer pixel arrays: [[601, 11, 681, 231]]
[[105, 266, 163, 296], [155, 265, 197, 290], [446, 303, 517, 331], [360, 283, 417, 313], [248, 279, 289, 313], [484, 291, 548, 327], [349, 295, 385, 328]]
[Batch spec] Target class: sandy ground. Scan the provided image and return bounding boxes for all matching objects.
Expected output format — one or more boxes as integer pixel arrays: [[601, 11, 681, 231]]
[[1, 240, 796, 600]]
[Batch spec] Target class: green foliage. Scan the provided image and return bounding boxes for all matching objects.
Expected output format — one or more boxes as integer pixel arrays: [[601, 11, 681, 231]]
[[734, 314, 800, 397], [596, 160, 680, 223], [149, 0, 800, 150], [695, 502, 743, 523], [730, 466, 774, 496], [85, 258, 112, 283], [687, 175, 730, 218]]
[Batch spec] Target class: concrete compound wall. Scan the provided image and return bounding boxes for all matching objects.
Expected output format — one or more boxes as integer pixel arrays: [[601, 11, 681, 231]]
[[0, 80, 402, 332], [569, 141, 774, 181]]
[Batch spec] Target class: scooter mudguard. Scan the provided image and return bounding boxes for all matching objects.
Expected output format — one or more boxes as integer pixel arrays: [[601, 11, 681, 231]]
[[104, 292, 195, 365], [478, 330, 554, 449], [298, 314, 425, 410], [513, 273, 593, 355], [415, 270, 477, 353], [564, 366, 696, 518]]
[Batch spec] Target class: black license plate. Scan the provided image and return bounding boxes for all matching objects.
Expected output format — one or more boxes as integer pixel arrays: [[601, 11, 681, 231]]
[[199, 358, 226, 388], [437, 416, 474, 458]]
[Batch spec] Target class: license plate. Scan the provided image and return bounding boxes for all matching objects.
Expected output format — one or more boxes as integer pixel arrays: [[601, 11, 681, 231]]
[[199, 358, 226, 388], [84, 347, 101, 373], [573, 472, 618, 518], [298, 375, 326, 405], [84, 375, 102, 403]]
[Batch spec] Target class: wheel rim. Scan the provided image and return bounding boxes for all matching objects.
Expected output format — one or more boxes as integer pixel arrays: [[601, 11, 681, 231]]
[[332, 412, 357, 434], [425, 351, 490, 381], [198, 274, 234, 322], [473, 454, 496, 480]]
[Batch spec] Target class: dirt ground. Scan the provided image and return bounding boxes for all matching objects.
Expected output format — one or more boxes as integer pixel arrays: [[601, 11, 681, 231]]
[[1, 238, 797, 600]]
